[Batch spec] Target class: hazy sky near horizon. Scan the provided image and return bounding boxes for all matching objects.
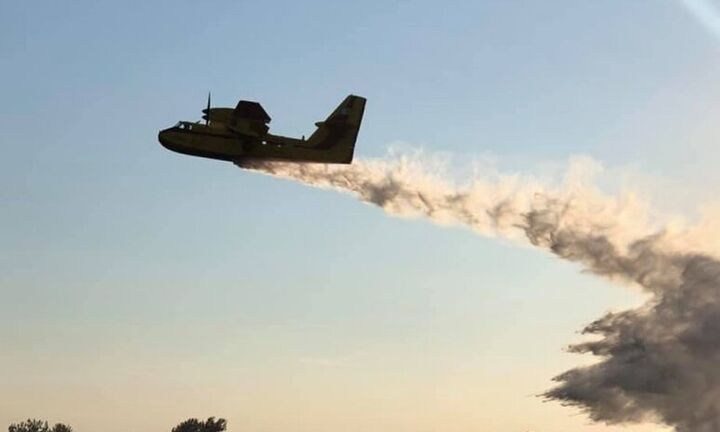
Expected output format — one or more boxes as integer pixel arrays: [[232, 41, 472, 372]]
[[2, 1, 720, 431]]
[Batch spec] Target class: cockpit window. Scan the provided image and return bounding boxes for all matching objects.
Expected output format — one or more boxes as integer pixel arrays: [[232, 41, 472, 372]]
[[175, 122, 194, 130]]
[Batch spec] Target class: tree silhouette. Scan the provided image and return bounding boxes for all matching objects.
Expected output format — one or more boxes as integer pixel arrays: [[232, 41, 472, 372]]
[[8, 419, 47, 432], [171, 417, 226, 432], [8, 420, 73, 432]]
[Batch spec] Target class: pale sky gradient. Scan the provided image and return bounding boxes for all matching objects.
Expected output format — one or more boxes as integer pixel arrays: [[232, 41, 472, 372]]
[[2, 1, 720, 431]]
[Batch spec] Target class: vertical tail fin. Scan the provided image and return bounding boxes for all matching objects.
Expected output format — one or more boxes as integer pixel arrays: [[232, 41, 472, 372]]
[[306, 95, 366, 163]]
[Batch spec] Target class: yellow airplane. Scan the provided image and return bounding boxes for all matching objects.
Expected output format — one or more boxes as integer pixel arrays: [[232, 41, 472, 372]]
[[159, 94, 365, 164]]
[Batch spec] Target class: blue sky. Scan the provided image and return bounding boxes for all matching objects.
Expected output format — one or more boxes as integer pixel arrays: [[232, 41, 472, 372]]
[[2, 1, 719, 431]]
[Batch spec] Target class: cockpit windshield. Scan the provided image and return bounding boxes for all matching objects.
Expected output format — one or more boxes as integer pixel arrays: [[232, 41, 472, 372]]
[[174, 122, 196, 130]]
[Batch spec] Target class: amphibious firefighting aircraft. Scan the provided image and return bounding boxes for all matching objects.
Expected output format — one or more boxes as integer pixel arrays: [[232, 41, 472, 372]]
[[159, 94, 366, 164]]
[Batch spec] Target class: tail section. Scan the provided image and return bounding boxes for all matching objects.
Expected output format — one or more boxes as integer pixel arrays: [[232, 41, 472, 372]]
[[306, 95, 366, 163]]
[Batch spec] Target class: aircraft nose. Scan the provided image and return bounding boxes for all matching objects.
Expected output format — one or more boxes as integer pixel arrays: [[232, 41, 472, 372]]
[[158, 129, 173, 149]]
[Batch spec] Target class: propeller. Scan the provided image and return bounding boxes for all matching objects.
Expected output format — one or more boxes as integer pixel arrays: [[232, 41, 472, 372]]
[[204, 92, 211, 125]]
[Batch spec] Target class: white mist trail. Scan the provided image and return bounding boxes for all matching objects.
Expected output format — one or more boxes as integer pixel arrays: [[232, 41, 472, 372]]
[[238, 154, 720, 432]]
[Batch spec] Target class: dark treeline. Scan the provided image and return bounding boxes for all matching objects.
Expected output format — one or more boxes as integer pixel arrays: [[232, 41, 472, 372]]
[[8, 417, 227, 432]]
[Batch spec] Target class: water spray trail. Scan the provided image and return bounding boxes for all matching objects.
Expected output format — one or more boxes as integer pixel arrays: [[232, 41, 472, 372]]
[[239, 155, 720, 432]]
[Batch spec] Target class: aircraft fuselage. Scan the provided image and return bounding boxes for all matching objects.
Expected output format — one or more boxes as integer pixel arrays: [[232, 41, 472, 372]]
[[159, 94, 366, 164], [158, 125, 353, 163]]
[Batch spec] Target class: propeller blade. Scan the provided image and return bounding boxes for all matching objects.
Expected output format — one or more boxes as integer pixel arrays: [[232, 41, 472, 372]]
[[205, 92, 211, 125]]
